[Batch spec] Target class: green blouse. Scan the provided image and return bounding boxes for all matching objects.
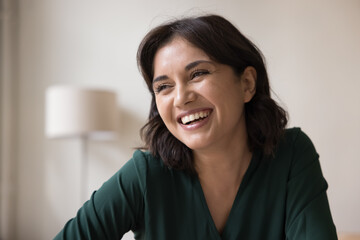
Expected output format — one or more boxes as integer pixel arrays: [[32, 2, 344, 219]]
[[55, 128, 337, 239]]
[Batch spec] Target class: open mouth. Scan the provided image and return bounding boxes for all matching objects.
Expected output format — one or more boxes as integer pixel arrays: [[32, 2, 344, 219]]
[[179, 110, 211, 125]]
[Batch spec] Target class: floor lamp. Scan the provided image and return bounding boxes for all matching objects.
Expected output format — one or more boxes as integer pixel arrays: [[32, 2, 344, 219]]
[[45, 86, 118, 202]]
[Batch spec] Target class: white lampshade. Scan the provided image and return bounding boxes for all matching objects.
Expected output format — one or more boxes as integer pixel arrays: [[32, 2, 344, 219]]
[[45, 86, 118, 140]]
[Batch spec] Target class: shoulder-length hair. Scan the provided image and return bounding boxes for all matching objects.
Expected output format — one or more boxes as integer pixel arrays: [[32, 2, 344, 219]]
[[137, 14, 287, 174]]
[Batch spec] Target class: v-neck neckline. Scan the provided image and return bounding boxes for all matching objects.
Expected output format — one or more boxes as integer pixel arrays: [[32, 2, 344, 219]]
[[193, 149, 261, 239]]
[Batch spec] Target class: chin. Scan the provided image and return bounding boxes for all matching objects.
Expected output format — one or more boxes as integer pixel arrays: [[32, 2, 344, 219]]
[[173, 133, 212, 151], [182, 140, 210, 152]]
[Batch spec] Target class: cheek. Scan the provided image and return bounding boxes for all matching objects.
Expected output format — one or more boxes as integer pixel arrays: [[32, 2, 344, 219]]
[[155, 97, 172, 123], [197, 84, 226, 104]]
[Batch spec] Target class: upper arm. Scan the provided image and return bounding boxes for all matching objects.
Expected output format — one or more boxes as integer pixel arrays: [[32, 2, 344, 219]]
[[54, 150, 147, 240], [285, 130, 337, 240]]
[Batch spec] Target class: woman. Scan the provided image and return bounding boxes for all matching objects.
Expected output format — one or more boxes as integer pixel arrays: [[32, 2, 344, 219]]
[[55, 14, 337, 239]]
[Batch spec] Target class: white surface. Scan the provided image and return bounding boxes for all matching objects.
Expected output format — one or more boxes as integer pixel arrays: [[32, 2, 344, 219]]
[[0, 0, 359, 239]]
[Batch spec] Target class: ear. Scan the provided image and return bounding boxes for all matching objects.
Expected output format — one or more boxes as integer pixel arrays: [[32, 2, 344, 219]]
[[241, 66, 257, 103]]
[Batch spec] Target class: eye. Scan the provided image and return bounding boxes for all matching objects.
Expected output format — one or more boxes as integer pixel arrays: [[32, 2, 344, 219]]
[[191, 69, 210, 79], [153, 83, 172, 94]]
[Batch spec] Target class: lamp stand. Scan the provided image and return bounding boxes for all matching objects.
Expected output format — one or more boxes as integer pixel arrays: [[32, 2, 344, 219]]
[[80, 136, 88, 203]]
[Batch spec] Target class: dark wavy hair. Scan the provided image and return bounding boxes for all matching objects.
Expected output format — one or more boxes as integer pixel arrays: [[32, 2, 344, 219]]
[[137, 14, 287, 174]]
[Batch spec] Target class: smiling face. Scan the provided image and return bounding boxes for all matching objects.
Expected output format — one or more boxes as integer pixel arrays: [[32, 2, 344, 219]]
[[153, 37, 256, 154]]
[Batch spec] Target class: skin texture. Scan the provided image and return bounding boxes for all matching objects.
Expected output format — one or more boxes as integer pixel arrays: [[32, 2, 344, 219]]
[[153, 37, 257, 233]]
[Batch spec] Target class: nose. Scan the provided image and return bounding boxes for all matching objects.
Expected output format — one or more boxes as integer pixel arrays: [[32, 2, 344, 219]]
[[174, 83, 196, 107]]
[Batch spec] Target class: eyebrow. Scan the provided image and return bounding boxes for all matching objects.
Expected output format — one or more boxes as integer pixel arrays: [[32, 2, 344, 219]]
[[185, 60, 213, 71], [152, 60, 214, 85], [152, 75, 168, 85]]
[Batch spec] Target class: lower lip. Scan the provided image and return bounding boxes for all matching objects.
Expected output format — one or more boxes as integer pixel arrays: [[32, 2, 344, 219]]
[[179, 113, 212, 130]]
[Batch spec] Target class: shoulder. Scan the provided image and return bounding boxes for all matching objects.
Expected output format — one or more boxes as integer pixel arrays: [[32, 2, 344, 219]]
[[129, 149, 167, 174], [119, 150, 171, 188], [121, 149, 165, 175], [279, 127, 317, 156], [277, 127, 319, 178], [283, 127, 314, 146]]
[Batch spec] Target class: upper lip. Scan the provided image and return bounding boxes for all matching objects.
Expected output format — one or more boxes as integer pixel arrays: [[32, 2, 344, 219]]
[[176, 108, 213, 123]]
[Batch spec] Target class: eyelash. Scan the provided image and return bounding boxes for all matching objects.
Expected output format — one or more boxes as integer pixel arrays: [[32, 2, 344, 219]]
[[153, 69, 210, 93], [191, 69, 209, 79], [154, 83, 171, 94]]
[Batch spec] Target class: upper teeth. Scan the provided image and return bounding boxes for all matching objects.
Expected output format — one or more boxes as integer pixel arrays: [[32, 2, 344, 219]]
[[181, 111, 210, 125]]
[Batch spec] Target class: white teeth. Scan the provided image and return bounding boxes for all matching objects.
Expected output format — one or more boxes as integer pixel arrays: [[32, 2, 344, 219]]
[[181, 111, 210, 125]]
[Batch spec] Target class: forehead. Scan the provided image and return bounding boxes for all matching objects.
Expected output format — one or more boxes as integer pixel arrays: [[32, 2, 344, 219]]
[[153, 37, 210, 71]]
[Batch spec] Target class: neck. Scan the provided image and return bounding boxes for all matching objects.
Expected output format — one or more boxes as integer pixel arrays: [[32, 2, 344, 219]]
[[193, 126, 252, 182], [194, 144, 251, 177]]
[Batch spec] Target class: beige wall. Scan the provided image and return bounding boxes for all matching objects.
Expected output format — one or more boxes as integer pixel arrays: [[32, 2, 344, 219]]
[[1, 0, 359, 239]]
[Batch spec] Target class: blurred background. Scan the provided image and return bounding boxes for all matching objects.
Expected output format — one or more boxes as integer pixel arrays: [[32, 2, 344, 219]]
[[1, 0, 359, 239]]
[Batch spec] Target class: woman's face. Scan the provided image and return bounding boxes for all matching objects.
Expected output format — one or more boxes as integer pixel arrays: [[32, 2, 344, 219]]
[[153, 37, 255, 153]]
